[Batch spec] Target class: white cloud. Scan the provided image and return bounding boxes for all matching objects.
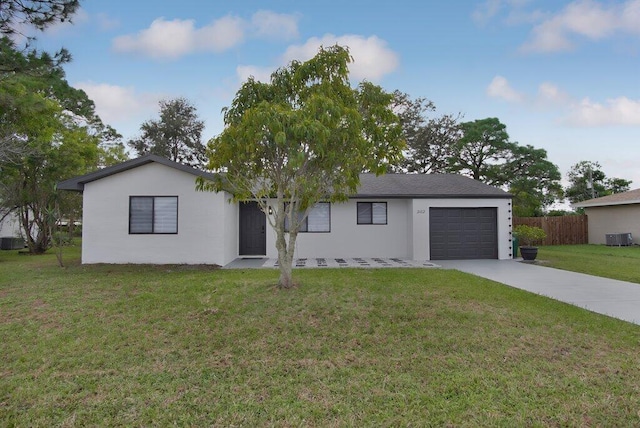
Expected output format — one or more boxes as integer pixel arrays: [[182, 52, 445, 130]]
[[236, 65, 273, 83], [537, 82, 570, 104], [96, 13, 120, 31], [251, 10, 299, 40], [473, 0, 535, 25], [39, 8, 89, 35], [196, 16, 245, 52], [472, 0, 502, 25], [521, 19, 575, 52], [505, 9, 548, 26], [281, 34, 399, 82], [486, 76, 525, 102], [112, 18, 200, 59], [74, 82, 161, 124], [622, 0, 640, 30], [486, 76, 640, 127], [565, 96, 640, 126], [112, 11, 300, 60], [521, 0, 640, 53], [112, 16, 244, 59]]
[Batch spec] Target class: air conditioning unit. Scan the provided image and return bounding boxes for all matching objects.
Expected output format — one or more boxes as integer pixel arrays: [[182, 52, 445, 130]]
[[605, 233, 633, 246], [0, 237, 25, 250]]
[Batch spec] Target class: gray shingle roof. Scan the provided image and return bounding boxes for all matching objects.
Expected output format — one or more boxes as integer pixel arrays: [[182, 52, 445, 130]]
[[58, 155, 511, 199], [354, 173, 511, 198], [573, 188, 640, 208]]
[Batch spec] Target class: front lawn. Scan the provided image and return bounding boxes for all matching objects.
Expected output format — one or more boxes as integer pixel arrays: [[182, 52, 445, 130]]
[[1, 245, 640, 426], [538, 244, 640, 284]]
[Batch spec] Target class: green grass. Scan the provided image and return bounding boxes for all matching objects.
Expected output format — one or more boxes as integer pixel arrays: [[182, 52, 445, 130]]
[[538, 244, 640, 284], [2, 244, 640, 426]]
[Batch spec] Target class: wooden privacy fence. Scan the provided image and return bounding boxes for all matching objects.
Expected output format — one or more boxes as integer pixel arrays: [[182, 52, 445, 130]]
[[513, 216, 588, 245]]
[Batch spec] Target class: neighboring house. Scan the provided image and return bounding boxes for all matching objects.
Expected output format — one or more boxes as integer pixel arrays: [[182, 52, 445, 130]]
[[0, 210, 22, 238], [573, 188, 640, 245], [58, 155, 514, 265]]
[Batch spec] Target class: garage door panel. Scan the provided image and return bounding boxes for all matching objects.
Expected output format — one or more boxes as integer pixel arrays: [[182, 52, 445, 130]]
[[429, 208, 498, 260]]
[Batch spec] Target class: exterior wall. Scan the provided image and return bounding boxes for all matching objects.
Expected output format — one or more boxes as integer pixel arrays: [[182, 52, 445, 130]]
[[222, 197, 239, 263], [81, 163, 234, 265], [411, 198, 513, 260], [0, 211, 22, 237], [265, 199, 412, 259], [263, 197, 512, 260], [79, 160, 513, 263], [584, 205, 640, 245]]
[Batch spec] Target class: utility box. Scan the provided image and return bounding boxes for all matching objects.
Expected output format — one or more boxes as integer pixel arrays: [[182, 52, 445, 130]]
[[605, 233, 633, 246], [0, 237, 25, 250]]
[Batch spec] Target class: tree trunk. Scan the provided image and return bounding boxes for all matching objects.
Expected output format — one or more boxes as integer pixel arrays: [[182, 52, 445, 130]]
[[273, 193, 299, 289], [276, 227, 297, 289], [19, 206, 50, 254], [278, 256, 293, 289]]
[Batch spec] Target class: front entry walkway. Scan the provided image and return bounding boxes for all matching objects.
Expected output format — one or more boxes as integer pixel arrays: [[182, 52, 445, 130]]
[[223, 258, 439, 269], [437, 259, 640, 325]]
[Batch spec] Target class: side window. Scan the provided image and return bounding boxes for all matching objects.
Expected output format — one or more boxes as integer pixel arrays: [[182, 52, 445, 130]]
[[307, 202, 330, 232], [129, 196, 178, 234], [357, 202, 387, 225], [284, 202, 331, 233]]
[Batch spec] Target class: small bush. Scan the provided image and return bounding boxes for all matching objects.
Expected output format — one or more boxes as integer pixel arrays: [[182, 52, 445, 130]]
[[514, 225, 546, 246]]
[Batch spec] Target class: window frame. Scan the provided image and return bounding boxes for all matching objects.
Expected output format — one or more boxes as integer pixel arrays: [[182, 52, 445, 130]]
[[357, 202, 388, 225], [129, 196, 179, 235], [284, 202, 331, 233]]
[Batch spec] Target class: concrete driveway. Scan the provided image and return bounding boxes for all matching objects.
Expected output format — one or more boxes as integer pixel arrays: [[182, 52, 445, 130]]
[[437, 259, 640, 325]]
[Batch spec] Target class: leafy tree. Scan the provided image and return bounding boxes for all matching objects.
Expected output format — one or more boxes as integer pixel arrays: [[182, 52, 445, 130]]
[[546, 209, 578, 216], [1, 36, 65, 162], [565, 161, 631, 204], [0, 95, 100, 253], [432, 117, 562, 215], [453, 117, 513, 185], [1, 0, 80, 38], [98, 140, 129, 167], [0, 1, 110, 254], [505, 145, 562, 217], [0, 1, 78, 78], [606, 177, 632, 195], [393, 91, 461, 174], [0, 38, 109, 254], [200, 45, 404, 288], [128, 98, 206, 167]]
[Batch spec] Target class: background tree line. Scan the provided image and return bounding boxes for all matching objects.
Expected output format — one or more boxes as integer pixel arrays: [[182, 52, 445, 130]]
[[128, 90, 632, 217], [392, 92, 630, 216]]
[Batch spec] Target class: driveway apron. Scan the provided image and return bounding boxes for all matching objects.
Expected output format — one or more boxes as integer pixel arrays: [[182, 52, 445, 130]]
[[437, 259, 640, 325]]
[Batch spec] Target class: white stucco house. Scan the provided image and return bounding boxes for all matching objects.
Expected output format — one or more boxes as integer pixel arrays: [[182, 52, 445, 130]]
[[573, 188, 640, 245], [58, 155, 514, 265]]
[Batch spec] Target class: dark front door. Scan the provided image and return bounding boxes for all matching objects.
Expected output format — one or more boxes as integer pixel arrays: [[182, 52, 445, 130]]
[[429, 207, 498, 260], [239, 202, 266, 256]]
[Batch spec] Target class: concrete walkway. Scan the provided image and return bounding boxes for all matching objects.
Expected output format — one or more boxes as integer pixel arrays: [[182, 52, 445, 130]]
[[437, 259, 640, 325], [223, 257, 439, 269]]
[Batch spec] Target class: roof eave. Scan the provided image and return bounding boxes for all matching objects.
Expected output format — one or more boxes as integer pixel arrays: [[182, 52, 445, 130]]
[[351, 193, 512, 199], [574, 199, 640, 208], [56, 180, 84, 192], [57, 155, 217, 192]]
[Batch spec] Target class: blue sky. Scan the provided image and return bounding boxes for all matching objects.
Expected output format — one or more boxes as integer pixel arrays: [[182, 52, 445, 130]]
[[34, 0, 640, 190]]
